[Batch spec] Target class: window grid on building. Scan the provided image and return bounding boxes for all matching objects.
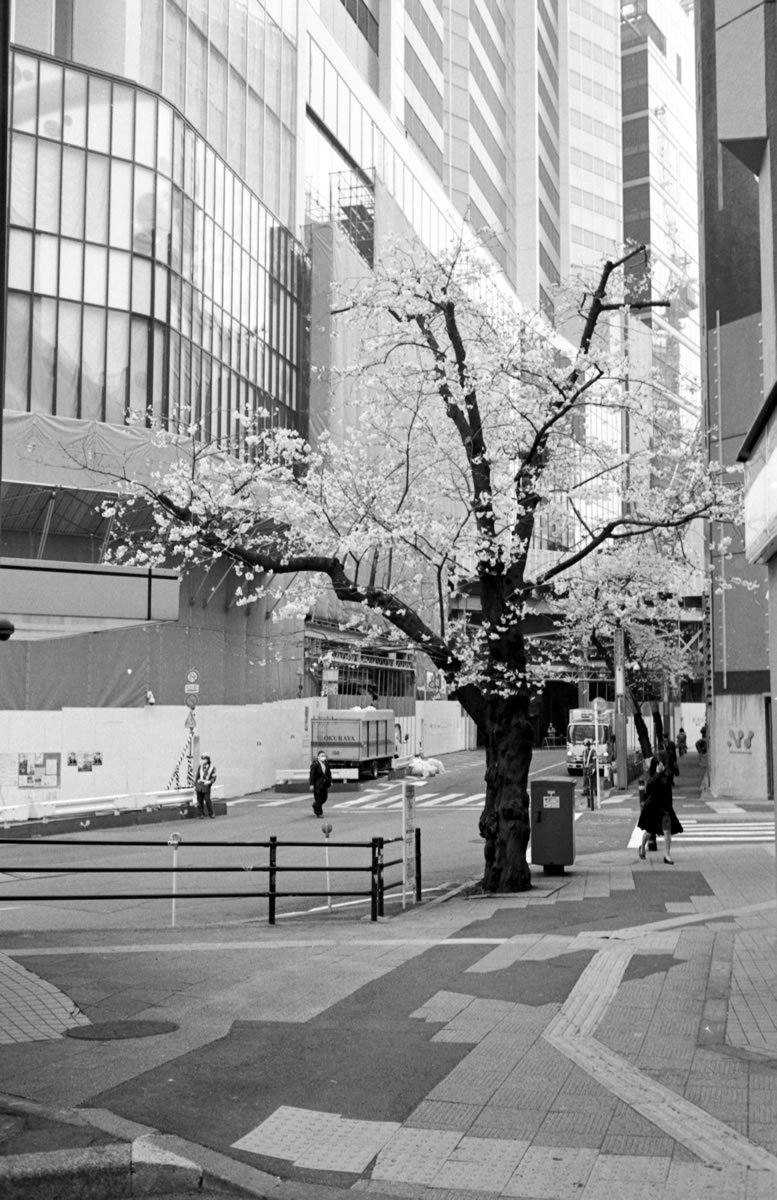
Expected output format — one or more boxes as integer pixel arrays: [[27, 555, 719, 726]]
[[6, 50, 309, 440]]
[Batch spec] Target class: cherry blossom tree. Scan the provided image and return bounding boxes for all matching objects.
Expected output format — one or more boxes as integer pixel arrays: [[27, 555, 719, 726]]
[[105, 238, 741, 892]]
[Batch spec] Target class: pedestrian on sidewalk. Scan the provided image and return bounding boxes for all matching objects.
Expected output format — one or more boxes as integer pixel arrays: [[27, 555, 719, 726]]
[[582, 739, 597, 809], [677, 727, 687, 756], [194, 754, 217, 818], [309, 750, 333, 818], [637, 761, 683, 863]]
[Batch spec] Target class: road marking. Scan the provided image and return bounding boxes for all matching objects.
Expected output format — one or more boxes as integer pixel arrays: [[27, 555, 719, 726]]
[[417, 792, 465, 807], [628, 821, 774, 847]]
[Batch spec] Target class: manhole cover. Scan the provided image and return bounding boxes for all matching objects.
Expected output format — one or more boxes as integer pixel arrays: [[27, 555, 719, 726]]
[[64, 1020, 178, 1040]]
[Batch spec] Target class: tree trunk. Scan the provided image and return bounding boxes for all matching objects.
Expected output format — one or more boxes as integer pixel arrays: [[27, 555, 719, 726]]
[[629, 692, 653, 760], [478, 695, 534, 892]]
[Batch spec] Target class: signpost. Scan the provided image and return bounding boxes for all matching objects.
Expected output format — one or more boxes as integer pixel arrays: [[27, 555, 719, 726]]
[[402, 779, 416, 908], [185, 670, 200, 775], [592, 697, 607, 810]]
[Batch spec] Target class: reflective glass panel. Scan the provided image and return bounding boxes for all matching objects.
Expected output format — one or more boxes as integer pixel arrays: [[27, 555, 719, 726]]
[[5, 294, 31, 410], [60, 146, 86, 239], [38, 60, 63, 140], [35, 141, 61, 232], [129, 315, 149, 412], [172, 114, 184, 188], [13, 56, 39, 134], [87, 76, 111, 152], [8, 229, 33, 291], [112, 84, 134, 158], [81, 305, 106, 420], [181, 281, 192, 338], [154, 264, 169, 322], [10, 133, 36, 227], [85, 153, 109, 243], [132, 257, 152, 316], [105, 310, 129, 423], [135, 92, 156, 168], [107, 249, 131, 308], [59, 238, 84, 302], [30, 296, 57, 413], [110, 160, 132, 249], [155, 175, 172, 260], [157, 102, 173, 176], [83, 244, 107, 305], [133, 165, 156, 255], [34, 233, 59, 294], [56, 300, 82, 417], [151, 323, 165, 421]]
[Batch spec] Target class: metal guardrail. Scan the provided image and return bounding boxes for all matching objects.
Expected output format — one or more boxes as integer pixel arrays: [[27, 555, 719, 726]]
[[0, 830, 423, 925]]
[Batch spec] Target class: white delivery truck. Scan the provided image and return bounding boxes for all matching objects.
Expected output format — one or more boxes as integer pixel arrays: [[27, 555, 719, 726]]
[[566, 707, 615, 775], [311, 709, 395, 779]]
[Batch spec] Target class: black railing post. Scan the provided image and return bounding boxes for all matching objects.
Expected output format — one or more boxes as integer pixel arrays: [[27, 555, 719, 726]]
[[370, 836, 380, 921], [268, 836, 277, 925], [415, 827, 422, 902], [376, 836, 385, 918]]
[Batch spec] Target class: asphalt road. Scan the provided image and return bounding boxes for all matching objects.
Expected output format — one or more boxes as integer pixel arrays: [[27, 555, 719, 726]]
[[0, 748, 619, 934]]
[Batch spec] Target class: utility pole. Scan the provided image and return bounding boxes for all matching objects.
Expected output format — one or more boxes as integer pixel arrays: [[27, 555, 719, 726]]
[[613, 625, 628, 788]]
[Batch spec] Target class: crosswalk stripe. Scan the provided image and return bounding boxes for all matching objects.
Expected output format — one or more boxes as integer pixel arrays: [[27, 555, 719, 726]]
[[417, 792, 465, 807], [450, 792, 485, 806]]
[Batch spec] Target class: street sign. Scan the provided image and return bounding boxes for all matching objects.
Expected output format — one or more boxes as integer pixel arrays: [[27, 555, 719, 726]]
[[184, 711, 197, 730], [184, 683, 200, 694], [185, 694, 198, 709], [186, 670, 199, 684]]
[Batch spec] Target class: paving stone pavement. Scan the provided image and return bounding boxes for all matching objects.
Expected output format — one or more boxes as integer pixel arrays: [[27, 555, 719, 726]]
[[2, 763, 777, 1198]]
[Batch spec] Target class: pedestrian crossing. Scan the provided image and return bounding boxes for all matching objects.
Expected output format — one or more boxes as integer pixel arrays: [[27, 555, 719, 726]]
[[334, 785, 486, 812], [250, 783, 488, 812], [628, 819, 775, 848]]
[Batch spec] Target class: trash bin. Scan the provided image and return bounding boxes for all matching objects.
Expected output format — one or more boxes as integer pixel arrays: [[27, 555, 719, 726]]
[[530, 777, 576, 875]]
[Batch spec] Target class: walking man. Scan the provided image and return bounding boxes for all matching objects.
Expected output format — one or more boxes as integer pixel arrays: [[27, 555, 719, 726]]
[[309, 750, 333, 818], [194, 754, 217, 818]]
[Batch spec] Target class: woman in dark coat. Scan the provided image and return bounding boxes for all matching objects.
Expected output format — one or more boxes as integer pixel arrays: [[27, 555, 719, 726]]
[[309, 751, 333, 818], [637, 761, 683, 864]]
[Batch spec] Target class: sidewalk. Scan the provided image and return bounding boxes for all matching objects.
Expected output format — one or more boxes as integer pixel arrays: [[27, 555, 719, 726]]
[[1, 754, 777, 1198]]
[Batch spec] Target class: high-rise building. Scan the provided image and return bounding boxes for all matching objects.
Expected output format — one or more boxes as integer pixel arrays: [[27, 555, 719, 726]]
[[697, 0, 774, 802]]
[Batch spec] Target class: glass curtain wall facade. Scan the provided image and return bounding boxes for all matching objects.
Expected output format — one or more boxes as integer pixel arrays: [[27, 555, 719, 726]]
[[6, 48, 308, 436], [14, 0, 299, 230]]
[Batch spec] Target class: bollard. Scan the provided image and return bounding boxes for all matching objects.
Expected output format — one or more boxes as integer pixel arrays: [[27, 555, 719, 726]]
[[414, 827, 422, 903], [322, 823, 333, 911], [168, 832, 182, 928]]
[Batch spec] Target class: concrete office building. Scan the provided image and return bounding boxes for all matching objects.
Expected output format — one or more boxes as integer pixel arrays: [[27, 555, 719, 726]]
[[697, 0, 775, 803]]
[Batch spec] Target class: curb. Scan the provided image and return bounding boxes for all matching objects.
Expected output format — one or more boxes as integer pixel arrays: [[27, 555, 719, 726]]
[[0, 1138, 203, 1200], [0, 1097, 207, 1200]]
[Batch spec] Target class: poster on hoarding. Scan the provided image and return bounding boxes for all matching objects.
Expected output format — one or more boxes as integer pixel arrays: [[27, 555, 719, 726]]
[[17, 752, 61, 788]]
